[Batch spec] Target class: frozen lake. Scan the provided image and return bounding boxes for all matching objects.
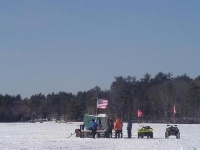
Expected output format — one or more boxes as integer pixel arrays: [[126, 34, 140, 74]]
[[0, 122, 200, 150]]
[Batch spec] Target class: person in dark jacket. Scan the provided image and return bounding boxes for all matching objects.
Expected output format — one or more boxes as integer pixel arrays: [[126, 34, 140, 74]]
[[91, 119, 98, 138], [107, 117, 114, 138], [127, 119, 132, 138]]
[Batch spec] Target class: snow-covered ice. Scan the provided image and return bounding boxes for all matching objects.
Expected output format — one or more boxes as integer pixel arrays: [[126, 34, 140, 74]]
[[0, 122, 200, 150]]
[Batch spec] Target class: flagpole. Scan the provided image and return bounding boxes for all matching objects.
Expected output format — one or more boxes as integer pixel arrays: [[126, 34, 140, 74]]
[[96, 97, 98, 115], [173, 113, 175, 124]]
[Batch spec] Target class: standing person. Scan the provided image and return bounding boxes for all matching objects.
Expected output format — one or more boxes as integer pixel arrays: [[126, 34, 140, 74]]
[[120, 120, 123, 138], [114, 118, 122, 138], [91, 119, 98, 138], [107, 117, 114, 138], [127, 119, 132, 138]]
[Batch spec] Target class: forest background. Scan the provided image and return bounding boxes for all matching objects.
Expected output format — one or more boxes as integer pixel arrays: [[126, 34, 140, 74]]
[[1, 72, 200, 123]]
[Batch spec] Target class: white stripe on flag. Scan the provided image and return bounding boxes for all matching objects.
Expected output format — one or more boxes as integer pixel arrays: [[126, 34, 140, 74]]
[[97, 99, 108, 109]]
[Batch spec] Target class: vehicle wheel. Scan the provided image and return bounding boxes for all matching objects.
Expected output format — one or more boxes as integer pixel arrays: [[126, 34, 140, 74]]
[[138, 133, 140, 138], [176, 133, 180, 139], [150, 132, 153, 138], [97, 133, 100, 138], [165, 132, 169, 139], [80, 131, 83, 138], [104, 131, 107, 138]]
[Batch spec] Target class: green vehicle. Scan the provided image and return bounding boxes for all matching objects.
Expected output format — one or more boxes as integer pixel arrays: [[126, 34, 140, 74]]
[[138, 126, 153, 138]]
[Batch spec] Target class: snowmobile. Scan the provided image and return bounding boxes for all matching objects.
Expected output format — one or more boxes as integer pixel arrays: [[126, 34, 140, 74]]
[[165, 124, 180, 139], [138, 126, 153, 138]]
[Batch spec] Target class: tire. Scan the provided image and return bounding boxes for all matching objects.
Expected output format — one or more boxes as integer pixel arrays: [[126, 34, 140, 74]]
[[80, 131, 83, 138], [165, 132, 169, 139], [138, 133, 140, 138], [150, 132, 153, 138], [97, 133, 100, 138], [176, 133, 180, 139], [105, 131, 110, 138], [141, 134, 144, 138]]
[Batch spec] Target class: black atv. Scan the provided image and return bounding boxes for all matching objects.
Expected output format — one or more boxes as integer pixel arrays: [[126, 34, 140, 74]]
[[138, 126, 153, 138], [165, 125, 180, 139]]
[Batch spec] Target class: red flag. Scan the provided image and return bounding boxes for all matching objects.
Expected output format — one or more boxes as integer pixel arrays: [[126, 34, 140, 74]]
[[137, 109, 143, 118], [97, 99, 108, 109], [173, 104, 176, 114]]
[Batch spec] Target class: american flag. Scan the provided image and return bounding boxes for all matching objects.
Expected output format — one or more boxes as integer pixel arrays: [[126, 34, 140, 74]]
[[97, 99, 108, 109]]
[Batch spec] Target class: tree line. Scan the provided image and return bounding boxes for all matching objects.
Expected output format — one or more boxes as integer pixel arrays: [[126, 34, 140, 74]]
[[0, 72, 200, 123]]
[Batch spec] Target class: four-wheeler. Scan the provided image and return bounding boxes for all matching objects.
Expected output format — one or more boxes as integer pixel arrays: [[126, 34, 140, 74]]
[[165, 124, 180, 139], [138, 126, 153, 138]]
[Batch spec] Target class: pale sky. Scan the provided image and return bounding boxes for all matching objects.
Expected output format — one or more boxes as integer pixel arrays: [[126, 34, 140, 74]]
[[0, 0, 200, 98]]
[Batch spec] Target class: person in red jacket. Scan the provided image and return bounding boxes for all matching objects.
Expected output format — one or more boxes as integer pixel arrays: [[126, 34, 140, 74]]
[[114, 118, 122, 138]]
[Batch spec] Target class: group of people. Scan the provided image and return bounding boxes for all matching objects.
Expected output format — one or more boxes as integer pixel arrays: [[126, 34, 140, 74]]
[[91, 117, 133, 138]]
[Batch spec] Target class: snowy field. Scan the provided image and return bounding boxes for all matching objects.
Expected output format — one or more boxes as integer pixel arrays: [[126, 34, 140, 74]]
[[0, 122, 200, 150]]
